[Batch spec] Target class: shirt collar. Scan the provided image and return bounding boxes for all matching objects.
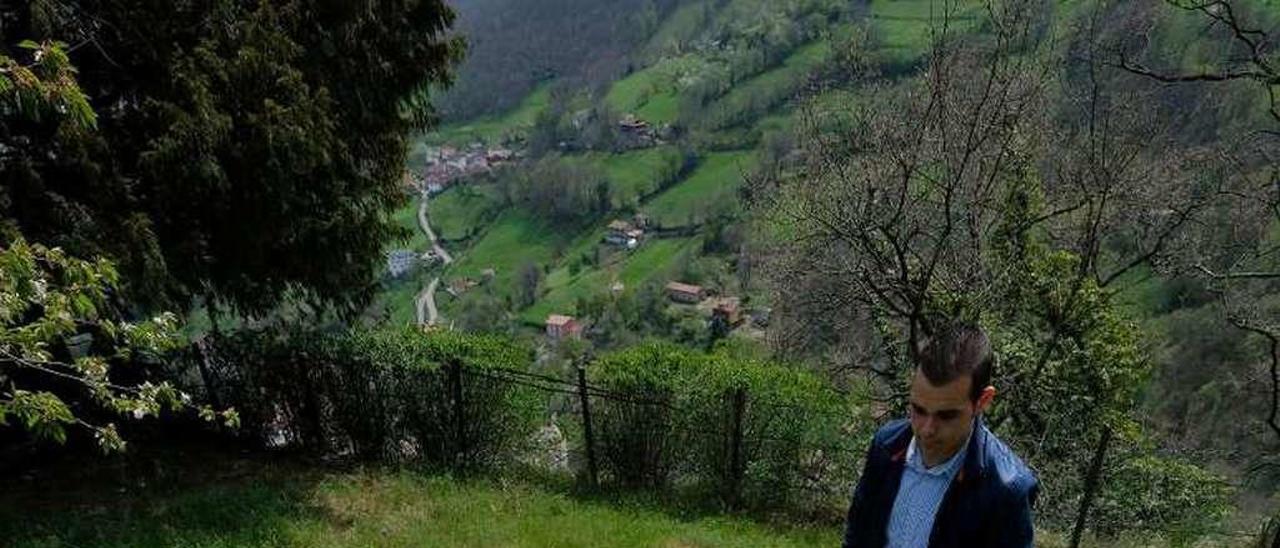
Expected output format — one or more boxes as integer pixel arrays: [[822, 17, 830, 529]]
[[905, 428, 971, 477]]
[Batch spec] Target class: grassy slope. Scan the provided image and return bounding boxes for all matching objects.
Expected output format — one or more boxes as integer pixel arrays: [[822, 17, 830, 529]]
[[642, 151, 757, 227], [381, 276, 426, 327], [605, 59, 687, 126], [429, 185, 503, 241], [423, 85, 552, 146], [389, 199, 429, 252], [869, 0, 982, 64], [699, 38, 832, 131], [1, 463, 834, 548], [579, 145, 684, 208], [521, 236, 699, 325], [443, 210, 576, 296]]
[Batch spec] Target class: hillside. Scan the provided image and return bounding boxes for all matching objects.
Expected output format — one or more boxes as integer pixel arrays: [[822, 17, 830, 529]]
[[399, 0, 945, 336], [8, 0, 1280, 547], [373, 0, 1280, 541]]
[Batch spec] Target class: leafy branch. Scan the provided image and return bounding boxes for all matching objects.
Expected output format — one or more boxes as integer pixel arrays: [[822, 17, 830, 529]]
[[0, 238, 236, 453]]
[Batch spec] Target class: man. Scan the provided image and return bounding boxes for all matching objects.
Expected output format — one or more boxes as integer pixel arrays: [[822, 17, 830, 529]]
[[842, 324, 1038, 547]]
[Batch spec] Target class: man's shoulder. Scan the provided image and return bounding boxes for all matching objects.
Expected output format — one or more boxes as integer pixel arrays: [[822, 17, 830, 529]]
[[871, 418, 912, 448], [980, 426, 1038, 498]]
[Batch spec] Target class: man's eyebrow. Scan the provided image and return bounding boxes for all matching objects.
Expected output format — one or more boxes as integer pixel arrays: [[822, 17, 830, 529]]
[[910, 402, 964, 415]]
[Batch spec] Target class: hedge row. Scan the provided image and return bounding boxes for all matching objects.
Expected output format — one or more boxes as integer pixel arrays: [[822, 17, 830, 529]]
[[590, 340, 868, 510], [208, 328, 541, 468]]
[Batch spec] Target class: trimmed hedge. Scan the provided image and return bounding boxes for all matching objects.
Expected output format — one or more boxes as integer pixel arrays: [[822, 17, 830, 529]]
[[209, 328, 541, 469], [590, 340, 865, 510], [203, 328, 870, 514]]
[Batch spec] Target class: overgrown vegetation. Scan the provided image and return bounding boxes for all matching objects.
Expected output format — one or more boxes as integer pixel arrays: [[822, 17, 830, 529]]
[[5, 0, 1280, 545]]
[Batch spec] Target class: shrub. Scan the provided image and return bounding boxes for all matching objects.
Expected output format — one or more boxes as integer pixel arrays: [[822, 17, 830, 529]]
[[589, 340, 864, 511], [210, 328, 541, 469]]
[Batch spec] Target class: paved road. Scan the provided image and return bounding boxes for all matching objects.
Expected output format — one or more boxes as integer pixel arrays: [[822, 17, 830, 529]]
[[415, 192, 453, 326], [418, 195, 454, 264]]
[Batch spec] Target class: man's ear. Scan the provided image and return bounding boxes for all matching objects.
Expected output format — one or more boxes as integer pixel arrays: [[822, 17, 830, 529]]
[[975, 385, 996, 414]]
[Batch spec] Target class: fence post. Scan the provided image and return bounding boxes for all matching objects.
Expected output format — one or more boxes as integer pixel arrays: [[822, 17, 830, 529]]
[[727, 386, 747, 509], [577, 363, 599, 489], [448, 358, 466, 470]]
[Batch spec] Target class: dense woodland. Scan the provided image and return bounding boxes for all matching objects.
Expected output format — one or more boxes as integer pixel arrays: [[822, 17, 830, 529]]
[[3, 0, 1280, 546]]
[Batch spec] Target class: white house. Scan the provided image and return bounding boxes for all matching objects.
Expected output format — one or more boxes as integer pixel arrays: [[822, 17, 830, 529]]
[[387, 249, 418, 278]]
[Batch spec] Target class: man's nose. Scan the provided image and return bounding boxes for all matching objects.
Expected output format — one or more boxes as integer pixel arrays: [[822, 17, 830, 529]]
[[918, 417, 937, 437]]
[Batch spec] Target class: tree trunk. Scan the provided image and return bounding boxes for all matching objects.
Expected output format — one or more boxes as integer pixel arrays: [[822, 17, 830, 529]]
[[1070, 427, 1113, 548]]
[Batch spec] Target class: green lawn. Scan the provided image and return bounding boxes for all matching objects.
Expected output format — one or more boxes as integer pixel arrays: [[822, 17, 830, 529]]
[[699, 39, 832, 131], [642, 151, 757, 227], [605, 65, 682, 126], [521, 237, 698, 325], [389, 199, 429, 252], [386, 276, 425, 327], [606, 66, 664, 115], [638, 0, 714, 62], [423, 85, 552, 146], [869, 0, 982, 65], [605, 55, 710, 126], [569, 146, 684, 208], [0, 458, 836, 547], [429, 185, 503, 242], [444, 211, 576, 298], [635, 91, 680, 125], [360, 275, 426, 328]]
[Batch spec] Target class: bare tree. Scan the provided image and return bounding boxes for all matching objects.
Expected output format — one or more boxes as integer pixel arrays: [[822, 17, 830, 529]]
[[749, 0, 1245, 532], [1113, 0, 1280, 444], [1117, 0, 1280, 128]]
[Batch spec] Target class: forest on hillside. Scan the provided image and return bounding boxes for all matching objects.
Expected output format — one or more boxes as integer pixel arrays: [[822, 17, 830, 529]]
[[3, 0, 1280, 546]]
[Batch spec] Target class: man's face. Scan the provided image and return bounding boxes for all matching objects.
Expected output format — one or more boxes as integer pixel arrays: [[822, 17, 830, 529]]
[[908, 369, 993, 466]]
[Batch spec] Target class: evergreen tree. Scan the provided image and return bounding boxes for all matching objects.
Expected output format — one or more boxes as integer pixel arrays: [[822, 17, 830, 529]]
[[1, 0, 463, 316]]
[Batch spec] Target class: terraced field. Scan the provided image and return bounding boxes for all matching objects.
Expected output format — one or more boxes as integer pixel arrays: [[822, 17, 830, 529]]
[[642, 151, 757, 228], [393, 0, 987, 332]]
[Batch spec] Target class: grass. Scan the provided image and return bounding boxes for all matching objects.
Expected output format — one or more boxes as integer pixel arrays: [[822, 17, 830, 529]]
[[378, 274, 426, 327], [699, 39, 832, 131], [605, 54, 714, 126], [606, 67, 664, 116], [635, 91, 681, 125], [638, 0, 714, 62], [520, 236, 699, 325], [605, 64, 682, 126], [0, 451, 836, 548], [868, 0, 983, 65], [389, 199, 429, 252], [428, 185, 503, 242], [444, 210, 576, 300], [422, 85, 552, 146], [642, 151, 758, 227], [568, 146, 684, 208]]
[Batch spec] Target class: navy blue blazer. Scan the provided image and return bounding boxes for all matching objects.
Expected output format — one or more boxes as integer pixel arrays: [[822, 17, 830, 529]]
[[842, 417, 1038, 548]]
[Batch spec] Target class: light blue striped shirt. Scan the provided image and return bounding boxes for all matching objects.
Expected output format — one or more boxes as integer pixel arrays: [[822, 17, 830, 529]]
[[886, 433, 970, 548]]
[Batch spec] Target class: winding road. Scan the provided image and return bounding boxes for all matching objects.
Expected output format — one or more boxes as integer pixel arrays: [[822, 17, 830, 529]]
[[415, 192, 453, 326]]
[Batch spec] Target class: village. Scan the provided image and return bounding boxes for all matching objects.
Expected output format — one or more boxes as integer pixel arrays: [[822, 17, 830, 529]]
[[542, 213, 767, 343], [381, 111, 764, 345], [386, 113, 665, 280], [408, 142, 519, 195], [386, 143, 519, 279], [543, 280, 768, 343]]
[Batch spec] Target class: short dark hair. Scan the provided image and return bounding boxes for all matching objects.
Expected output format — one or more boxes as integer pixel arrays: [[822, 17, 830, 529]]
[[914, 324, 994, 402]]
